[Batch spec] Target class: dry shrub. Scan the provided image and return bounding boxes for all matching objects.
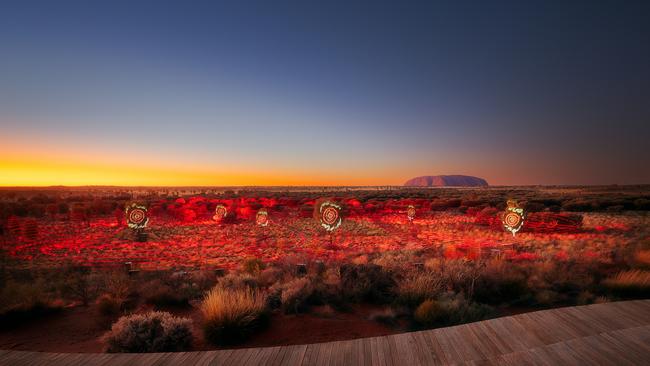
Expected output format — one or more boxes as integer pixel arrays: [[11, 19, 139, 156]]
[[413, 294, 492, 328], [534, 290, 562, 306], [280, 277, 314, 313], [90, 271, 133, 312], [576, 291, 595, 305], [242, 258, 266, 275], [97, 294, 123, 318], [0, 280, 61, 328], [60, 266, 102, 306], [373, 251, 416, 271], [633, 250, 650, 269], [218, 273, 258, 290], [309, 267, 348, 310], [103, 311, 193, 352], [141, 280, 189, 308], [257, 267, 285, 287], [0, 280, 50, 314], [425, 258, 482, 298], [474, 259, 529, 305], [369, 307, 399, 326], [104, 271, 132, 303], [352, 255, 369, 265], [594, 296, 610, 304], [396, 273, 444, 306], [603, 270, 650, 297], [339, 264, 396, 303], [201, 286, 267, 345]]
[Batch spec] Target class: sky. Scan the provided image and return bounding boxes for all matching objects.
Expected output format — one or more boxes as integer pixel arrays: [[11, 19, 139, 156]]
[[1, 0, 649, 186]]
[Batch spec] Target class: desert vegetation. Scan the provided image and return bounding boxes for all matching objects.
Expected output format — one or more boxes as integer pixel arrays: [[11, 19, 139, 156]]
[[0, 186, 648, 352]]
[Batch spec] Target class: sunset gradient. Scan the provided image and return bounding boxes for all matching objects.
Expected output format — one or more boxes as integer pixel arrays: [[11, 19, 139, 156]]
[[1, 1, 649, 186]]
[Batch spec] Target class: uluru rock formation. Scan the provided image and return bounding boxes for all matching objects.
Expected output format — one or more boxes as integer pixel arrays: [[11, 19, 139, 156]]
[[403, 175, 488, 187]]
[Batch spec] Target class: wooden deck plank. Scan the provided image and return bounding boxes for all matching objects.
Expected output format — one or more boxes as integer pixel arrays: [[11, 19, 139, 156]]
[[207, 349, 234, 365], [361, 337, 373, 366], [299, 344, 318, 366], [409, 332, 435, 365], [1, 300, 649, 366], [314, 340, 333, 366], [281, 344, 307, 366]]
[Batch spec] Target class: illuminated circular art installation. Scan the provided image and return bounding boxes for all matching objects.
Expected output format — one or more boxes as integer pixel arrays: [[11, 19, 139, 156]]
[[256, 208, 269, 227], [406, 205, 416, 222], [319, 201, 342, 232], [213, 204, 228, 221], [503, 200, 525, 237], [125, 203, 149, 230]]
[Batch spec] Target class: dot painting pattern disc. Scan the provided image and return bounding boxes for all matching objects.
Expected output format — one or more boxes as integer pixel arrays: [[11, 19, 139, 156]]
[[125, 203, 149, 230], [504, 212, 522, 227], [256, 209, 269, 227], [406, 205, 416, 221], [503, 201, 525, 237], [319, 201, 342, 232], [213, 204, 228, 221]]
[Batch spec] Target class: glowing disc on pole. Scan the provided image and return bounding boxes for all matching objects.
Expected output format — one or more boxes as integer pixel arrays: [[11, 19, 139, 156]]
[[319, 201, 342, 232], [256, 208, 269, 227], [126, 203, 149, 230], [406, 205, 416, 222], [503, 200, 525, 236], [213, 204, 228, 221]]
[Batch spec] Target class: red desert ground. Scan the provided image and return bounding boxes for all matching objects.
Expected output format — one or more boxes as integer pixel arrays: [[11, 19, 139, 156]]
[[1, 184, 649, 353]]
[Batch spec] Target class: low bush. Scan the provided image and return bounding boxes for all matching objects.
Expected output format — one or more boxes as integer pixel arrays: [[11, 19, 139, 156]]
[[103, 271, 132, 303], [0, 280, 62, 328], [201, 286, 267, 345], [413, 294, 492, 328], [141, 280, 190, 308], [534, 289, 563, 307], [257, 267, 285, 287], [242, 258, 266, 275], [1, 280, 48, 313], [633, 250, 650, 269], [280, 277, 314, 313], [339, 264, 396, 303], [395, 273, 444, 306], [369, 307, 400, 326], [218, 273, 258, 290], [603, 270, 650, 298], [474, 261, 529, 305], [97, 294, 123, 318], [103, 311, 193, 352], [60, 266, 102, 306]]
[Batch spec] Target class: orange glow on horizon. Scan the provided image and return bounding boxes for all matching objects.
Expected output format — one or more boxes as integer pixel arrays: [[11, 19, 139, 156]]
[[0, 154, 406, 187], [0, 134, 488, 187]]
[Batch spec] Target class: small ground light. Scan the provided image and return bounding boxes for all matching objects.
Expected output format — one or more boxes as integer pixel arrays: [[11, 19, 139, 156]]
[[125, 203, 148, 230], [407, 205, 416, 222], [256, 208, 269, 226], [503, 199, 525, 237], [213, 204, 227, 222], [319, 201, 342, 232]]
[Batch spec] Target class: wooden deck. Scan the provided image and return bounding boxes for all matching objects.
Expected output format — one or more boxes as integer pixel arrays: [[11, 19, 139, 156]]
[[1, 300, 649, 365]]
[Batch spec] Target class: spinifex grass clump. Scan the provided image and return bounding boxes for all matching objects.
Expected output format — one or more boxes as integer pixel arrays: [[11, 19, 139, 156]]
[[603, 270, 650, 298], [201, 286, 267, 345]]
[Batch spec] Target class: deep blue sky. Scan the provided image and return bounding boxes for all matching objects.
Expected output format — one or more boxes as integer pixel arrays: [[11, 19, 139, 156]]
[[1, 1, 649, 185]]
